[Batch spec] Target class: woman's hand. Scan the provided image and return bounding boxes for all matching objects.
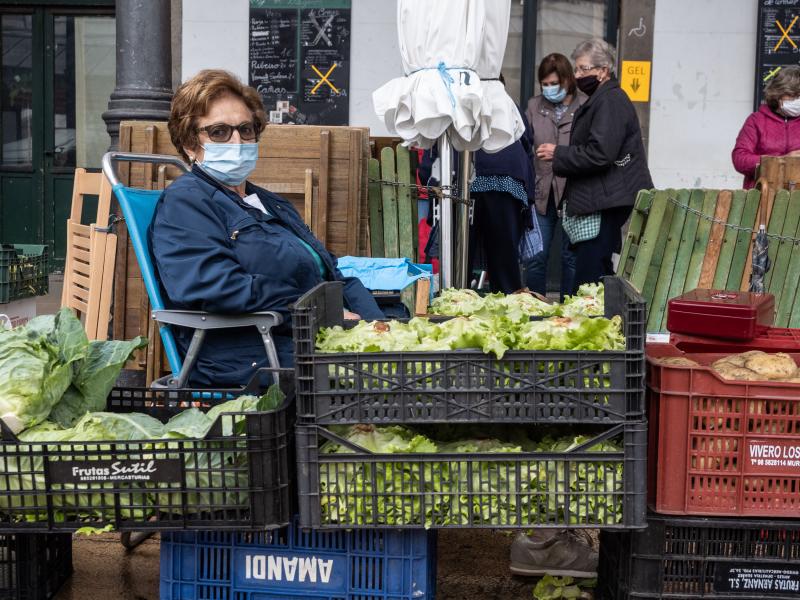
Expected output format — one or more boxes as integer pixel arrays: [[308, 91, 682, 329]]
[[787, 149, 800, 157], [343, 310, 361, 320], [536, 143, 556, 161]]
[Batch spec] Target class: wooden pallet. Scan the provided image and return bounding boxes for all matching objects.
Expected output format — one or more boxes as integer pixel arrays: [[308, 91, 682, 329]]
[[616, 186, 800, 332], [367, 145, 426, 315]]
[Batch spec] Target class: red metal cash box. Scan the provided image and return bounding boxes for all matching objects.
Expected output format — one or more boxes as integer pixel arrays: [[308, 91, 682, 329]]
[[667, 289, 774, 341]]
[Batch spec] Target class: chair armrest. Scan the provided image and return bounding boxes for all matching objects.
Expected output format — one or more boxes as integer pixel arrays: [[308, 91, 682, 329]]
[[151, 309, 283, 389], [152, 309, 283, 331]]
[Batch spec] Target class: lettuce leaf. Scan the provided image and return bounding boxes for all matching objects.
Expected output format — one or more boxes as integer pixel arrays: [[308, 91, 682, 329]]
[[562, 283, 605, 318], [317, 282, 621, 359], [516, 316, 624, 352], [318, 424, 625, 527], [429, 288, 485, 316], [534, 575, 595, 600]]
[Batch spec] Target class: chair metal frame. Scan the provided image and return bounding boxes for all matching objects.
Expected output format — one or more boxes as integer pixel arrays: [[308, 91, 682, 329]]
[[102, 152, 282, 388]]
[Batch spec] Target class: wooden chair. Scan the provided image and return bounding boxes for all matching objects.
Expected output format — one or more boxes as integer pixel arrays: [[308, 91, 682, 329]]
[[61, 168, 117, 340]]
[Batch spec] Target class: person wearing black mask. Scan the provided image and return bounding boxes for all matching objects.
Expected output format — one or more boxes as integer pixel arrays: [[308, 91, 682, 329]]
[[534, 38, 652, 293]]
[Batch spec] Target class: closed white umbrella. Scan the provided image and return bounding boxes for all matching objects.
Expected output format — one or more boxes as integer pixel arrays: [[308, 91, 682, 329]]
[[373, 0, 524, 288], [373, 0, 523, 152], [474, 0, 524, 152]]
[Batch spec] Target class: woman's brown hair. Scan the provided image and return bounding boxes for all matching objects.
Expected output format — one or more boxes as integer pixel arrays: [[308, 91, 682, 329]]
[[764, 65, 800, 112], [168, 69, 267, 161], [537, 53, 577, 96]]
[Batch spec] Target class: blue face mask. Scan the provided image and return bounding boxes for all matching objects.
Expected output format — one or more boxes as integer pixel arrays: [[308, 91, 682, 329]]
[[542, 84, 567, 104], [197, 142, 258, 186]]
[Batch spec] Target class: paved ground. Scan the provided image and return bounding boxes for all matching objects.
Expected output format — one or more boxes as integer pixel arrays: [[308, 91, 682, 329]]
[[54, 530, 539, 600], [35, 274, 62, 315]]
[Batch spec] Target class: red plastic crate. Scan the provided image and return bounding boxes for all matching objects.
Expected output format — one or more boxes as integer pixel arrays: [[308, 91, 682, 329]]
[[671, 326, 800, 353], [647, 343, 800, 518]]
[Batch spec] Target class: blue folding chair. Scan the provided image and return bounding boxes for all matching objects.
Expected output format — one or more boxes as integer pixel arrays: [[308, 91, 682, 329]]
[[101, 152, 282, 389]]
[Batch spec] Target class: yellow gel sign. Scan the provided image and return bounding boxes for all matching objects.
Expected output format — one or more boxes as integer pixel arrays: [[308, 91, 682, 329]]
[[621, 60, 651, 103]]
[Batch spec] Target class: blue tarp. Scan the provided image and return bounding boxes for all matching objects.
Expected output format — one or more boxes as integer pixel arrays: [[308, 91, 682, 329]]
[[337, 257, 433, 295]]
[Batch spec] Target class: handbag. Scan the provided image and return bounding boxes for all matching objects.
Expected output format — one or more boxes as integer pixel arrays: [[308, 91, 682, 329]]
[[561, 200, 601, 244], [518, 207, 544, 261]]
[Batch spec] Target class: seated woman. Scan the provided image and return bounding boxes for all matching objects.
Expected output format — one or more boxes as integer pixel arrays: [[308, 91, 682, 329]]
[[150, 69, 383, 386]]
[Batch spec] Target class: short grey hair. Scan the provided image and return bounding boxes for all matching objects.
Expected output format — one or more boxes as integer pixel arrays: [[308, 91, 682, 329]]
[[571, 38, 617, 76]]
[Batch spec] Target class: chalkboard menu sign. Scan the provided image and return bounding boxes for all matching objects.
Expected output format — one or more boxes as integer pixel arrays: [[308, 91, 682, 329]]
[[249, 0, 351, 125], [755, 0, 800, 109]]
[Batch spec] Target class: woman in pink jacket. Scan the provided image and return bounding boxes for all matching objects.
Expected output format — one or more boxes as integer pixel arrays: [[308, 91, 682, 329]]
[[732, 66, 800, 188]]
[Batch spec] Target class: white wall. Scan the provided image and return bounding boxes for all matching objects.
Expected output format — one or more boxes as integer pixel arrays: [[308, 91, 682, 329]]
[[181, 0, 400, 135], [182, 0, 249, 82], [350, 0, 401, 135], [649, 0, 758, 189]]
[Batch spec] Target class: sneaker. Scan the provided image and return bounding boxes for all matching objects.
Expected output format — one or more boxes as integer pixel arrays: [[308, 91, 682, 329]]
[[509, 530, 598, 578]]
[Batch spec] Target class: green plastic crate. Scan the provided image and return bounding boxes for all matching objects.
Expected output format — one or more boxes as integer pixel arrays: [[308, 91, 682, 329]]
[[0, 244, 49, 304]]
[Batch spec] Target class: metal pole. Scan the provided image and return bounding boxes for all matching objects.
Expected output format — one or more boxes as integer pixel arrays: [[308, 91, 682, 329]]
[[454, 150, 471, 289], [438, 133, 453, 289]]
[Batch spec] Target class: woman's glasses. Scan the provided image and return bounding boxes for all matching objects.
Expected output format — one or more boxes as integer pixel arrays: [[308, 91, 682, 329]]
[[197, 121, 258, 142], [574, 64, 598, 74]]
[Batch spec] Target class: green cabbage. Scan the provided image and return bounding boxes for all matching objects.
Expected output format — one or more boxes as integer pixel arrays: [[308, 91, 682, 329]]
[[0, 308, 146, 433], [50, 336, 148, 427], [2, 387, 286, 525], [0, 310, 89, 433]]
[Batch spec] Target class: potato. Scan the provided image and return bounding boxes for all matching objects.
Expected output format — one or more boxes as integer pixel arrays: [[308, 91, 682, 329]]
[[744, 352, 798, 380], [654, 356, 700, 367], [714, 351, 766, 369], [713, 364, 761, 381]]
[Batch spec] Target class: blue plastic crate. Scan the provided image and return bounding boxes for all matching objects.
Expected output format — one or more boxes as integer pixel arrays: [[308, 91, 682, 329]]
[[159, 517, 437, 600]]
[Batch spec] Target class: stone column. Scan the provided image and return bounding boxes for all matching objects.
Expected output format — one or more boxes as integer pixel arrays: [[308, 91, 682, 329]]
[[102, 0, 173, 149]]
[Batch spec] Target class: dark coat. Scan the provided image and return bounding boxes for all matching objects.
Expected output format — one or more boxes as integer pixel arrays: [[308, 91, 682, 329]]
[[473, 111, 537, 202], [552, 78, 653, 216], [149, 166, 383, 387]]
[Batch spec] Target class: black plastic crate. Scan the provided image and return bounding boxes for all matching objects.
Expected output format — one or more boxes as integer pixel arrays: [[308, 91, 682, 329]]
[[598, 513, 800, 599], [296, 421, 647, 529], [0, 245, 48, 304], [293, 276, 645, 426], [0, 533, 72, 600], [0, 381, 294, 532]]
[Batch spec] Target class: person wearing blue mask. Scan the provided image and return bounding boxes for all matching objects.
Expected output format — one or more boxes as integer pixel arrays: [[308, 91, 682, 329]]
[[524, 53, 585, 300], [149, 69, 383, 386]]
